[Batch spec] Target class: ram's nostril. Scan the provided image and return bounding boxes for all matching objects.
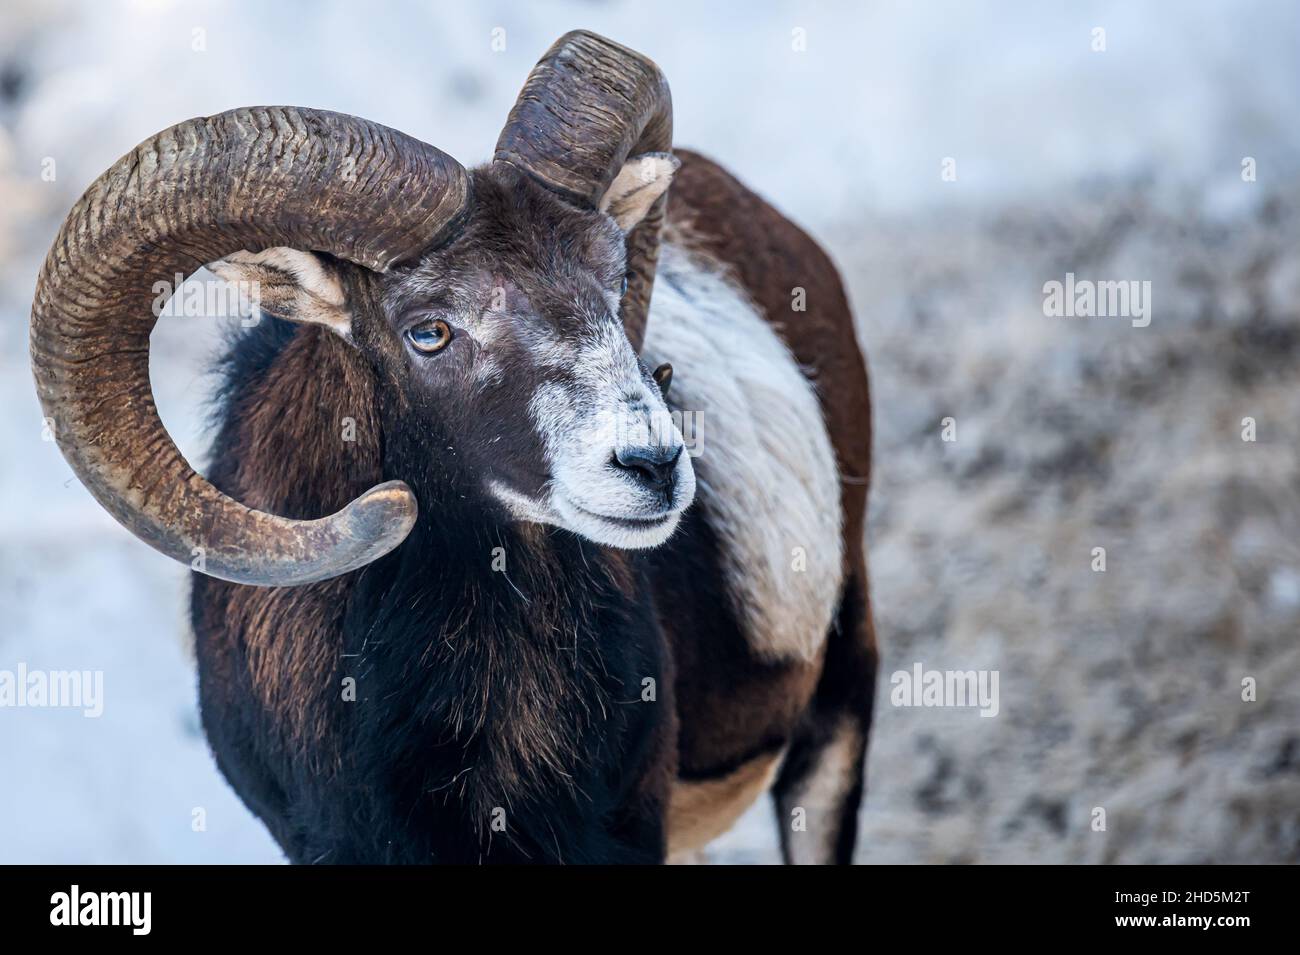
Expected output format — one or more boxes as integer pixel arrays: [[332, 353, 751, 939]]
[[612, 445, 681, 490]]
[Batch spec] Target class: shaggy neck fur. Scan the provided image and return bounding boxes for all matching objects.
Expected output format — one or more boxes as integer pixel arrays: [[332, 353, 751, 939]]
[[193, 316, 669, 863]]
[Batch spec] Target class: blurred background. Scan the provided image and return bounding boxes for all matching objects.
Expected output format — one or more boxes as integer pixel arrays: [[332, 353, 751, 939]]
[[1, 0, 1298, 863]]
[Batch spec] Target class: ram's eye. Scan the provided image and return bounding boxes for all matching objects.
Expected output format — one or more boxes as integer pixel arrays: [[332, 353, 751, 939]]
[[407, 319, 452, 354], [620, 274, 629, 296]]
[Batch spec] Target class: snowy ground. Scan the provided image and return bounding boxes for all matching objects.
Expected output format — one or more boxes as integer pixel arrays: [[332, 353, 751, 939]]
[[1, 1, 1297, 863]]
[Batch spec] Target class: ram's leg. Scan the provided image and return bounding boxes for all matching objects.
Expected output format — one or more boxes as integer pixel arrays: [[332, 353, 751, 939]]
[[771, 569, 877, 864]]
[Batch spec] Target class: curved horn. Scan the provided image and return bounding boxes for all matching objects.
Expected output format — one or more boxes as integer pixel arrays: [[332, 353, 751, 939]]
[[30, 107, 469, 586], [494, 30, 671, 350]]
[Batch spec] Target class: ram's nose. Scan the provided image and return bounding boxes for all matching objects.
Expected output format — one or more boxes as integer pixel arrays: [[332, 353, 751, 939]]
[[612, 444, 682, 492]]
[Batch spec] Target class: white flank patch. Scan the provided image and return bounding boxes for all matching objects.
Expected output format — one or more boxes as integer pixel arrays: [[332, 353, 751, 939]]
[[643, 243, 844, 661]]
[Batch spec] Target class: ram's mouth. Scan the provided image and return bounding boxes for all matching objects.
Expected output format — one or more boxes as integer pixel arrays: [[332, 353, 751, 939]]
[[555, 495, 682, 549], [569, 501, 676, 530]]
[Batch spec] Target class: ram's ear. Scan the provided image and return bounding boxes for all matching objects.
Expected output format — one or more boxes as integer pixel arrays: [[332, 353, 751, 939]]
[[208, 248, 353, 338], [599, 152, 679, 232]]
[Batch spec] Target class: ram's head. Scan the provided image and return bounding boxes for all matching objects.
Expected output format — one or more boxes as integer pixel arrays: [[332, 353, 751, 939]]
[[31, 31, 696, 586]]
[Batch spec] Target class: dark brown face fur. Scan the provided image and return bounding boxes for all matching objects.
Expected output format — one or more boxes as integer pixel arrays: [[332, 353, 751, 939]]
[[346, 163, 696, 548]]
